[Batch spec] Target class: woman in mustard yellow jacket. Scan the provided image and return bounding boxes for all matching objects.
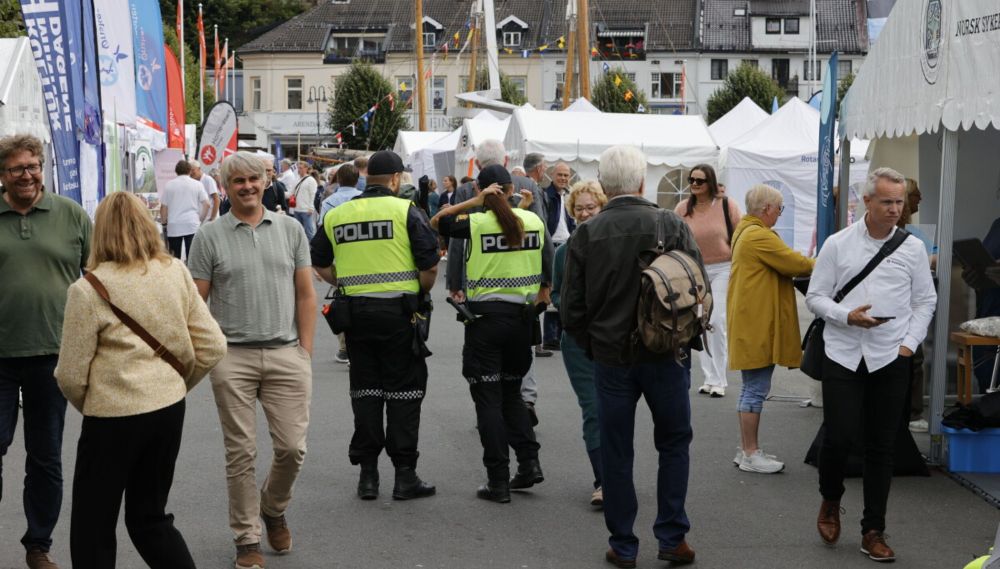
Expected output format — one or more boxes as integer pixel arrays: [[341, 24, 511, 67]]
[[727, 184, 815, 474]]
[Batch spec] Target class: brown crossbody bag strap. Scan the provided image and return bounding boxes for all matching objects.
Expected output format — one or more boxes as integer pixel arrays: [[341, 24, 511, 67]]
[[83, 272, 187, 377]]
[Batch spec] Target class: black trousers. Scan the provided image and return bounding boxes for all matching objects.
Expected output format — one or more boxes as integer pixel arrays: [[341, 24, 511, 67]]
[[345, 300, 427, 468], [70, 400, 194, 569], [819, 355, 910, 534], [462, 304, 539, 481], [166, 234, 193, 259]]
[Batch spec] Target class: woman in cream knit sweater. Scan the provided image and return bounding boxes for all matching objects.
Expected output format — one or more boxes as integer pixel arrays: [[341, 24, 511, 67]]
[[55, 192, 226, 569]]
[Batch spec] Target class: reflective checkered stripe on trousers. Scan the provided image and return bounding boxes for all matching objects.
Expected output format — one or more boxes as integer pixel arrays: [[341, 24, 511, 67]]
[[465, 373, 522, 385], [338, 270, 420, 288], [466, 274, 542, 290], [350, 388, 425, 400]]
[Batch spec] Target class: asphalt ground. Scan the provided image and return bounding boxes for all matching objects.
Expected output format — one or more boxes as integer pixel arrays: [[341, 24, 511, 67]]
[[2, 272, 998, 568]]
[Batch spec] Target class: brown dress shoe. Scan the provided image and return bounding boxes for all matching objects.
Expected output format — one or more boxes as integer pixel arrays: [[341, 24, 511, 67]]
[[658, 541, 696, 564], [25, 549, 59, 569], [604, 549, 636, 569], [235, 543, 265, 569], [861, 530, 896, 562], [817, 499, 842, 545], [262, 512, 292, 553]]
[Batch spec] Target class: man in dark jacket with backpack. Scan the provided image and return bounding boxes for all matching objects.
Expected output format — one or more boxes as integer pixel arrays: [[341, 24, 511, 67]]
[[561, 144, 702, 568]]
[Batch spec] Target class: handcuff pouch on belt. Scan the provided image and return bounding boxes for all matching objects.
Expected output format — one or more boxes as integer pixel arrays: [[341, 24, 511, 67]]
[[322, 286, 352, 333], [405, 293, 433, 358], [523, 302, 547, 346]]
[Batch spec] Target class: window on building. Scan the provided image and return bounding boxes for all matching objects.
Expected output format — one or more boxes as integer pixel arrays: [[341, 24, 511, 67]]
[[509, 76, 527, 100], [784, 17, 800, 34], [423, 32, 436, 47], [804, 59, 822, 81], [651, 72, 682, 99], [286, 77, 302, 110], [766, 18, 781, 34], [734, 7, 746, 16], [742, 59, 759, 69], [396, 75, 416, 104], [711, 59, 728, 80], [251, 77, 261, 111], [432, 77, 446, 110], [554, 72, 565, 101], [503, 31, 522, 47], [838, 59, 853, 77], [625, 72, 636, 83]]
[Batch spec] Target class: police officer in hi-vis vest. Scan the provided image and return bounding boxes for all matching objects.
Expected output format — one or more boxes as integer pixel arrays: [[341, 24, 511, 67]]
[[431, 164, 553, 503], [311, 150, 440, 501]]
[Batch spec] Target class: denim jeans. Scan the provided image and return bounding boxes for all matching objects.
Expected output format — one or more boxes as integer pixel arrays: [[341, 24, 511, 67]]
[[0, 355, 67, 551], [292, 210, 316, 241], [737, 365, 775, 413], [594, 358, 692, 559], [561, 332, 602, 487]]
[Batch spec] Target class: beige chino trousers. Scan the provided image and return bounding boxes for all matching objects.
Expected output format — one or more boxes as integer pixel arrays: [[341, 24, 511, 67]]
[[210, 345, 312, 545]]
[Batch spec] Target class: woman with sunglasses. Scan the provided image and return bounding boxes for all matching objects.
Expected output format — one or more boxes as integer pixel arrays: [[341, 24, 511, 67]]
[[674, 164, 742, 398]]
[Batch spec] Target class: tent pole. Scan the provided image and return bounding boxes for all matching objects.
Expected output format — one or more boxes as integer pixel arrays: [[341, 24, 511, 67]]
[[837, 137, 850, 230], [929, 129, 958, 465]]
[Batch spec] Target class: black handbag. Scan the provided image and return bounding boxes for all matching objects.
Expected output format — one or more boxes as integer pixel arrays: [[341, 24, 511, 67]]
[[800, 228, 910, 380], [321, 286, 352, 334]]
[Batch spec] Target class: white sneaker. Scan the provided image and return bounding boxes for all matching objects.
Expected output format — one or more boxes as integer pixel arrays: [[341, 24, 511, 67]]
[[733, 447, 778, 466], [710, 385, 725, 397], [738, 450, 785, 474], [697, 384, 712, 395], [908, 419, 929, 433]]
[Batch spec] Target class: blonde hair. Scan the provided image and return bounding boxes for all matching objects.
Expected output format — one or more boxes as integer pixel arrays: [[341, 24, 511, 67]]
[[745, 184, 783, 216], [565, 180, 607, 217], [87, 192, 172, 271]]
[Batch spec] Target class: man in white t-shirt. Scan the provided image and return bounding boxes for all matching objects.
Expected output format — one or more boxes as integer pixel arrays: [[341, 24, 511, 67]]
[[160, 160, 210, 259], [289, 160, 317, 240], [278, 158, 299, 189], [190, 160, 220, 220]]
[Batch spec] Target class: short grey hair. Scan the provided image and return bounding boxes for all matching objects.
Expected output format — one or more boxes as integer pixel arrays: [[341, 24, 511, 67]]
[[597, 145, 646, 197], [864, 166, 906, 197], [188, 159, 203, 169], [476, 139, 506, 167], [745, 184, 783, 215], [220, 151, 266, 186], [523, 152, 544, 173]]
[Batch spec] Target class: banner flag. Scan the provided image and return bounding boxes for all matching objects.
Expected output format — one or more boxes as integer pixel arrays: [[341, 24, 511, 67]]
[[165, 45, 186, 149], [274, 139, 283, 168], [130, 0, 168, 132], [80, 0, 105, 206], [197, 101, 237, 174], [19, 0, 83, 203], [218, 38, 228, 98], [816, 51, 839, 252], [94, 0, 137, 126], [197, 7, 206, 87]]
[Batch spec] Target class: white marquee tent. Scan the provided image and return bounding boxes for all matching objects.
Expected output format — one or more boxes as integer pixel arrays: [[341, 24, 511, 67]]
[[564, 97, 601, 113], [0, 37, 49, 141], [708, 97, 768, 148], [455, 112, 511, 179], [503, 108, 718, 201], [410, 127, 461, 184], [393, 131, 451, 169], [839, 0, 1000, 460]]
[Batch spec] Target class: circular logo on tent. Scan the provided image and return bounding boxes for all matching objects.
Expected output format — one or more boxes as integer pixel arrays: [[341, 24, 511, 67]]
[[920, 0, 942, 85], [200, 145, 218, 166]]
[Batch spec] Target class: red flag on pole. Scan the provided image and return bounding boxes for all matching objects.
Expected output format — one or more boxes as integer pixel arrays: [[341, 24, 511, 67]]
[[218, 38, 228, 99], [165, 45, 186, 149], [176, 1, 182, 44], [213, 26, 220, 98], [198, 7, 206, 86]]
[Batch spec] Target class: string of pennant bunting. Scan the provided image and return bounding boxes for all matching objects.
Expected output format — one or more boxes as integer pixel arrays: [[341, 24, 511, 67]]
[[329, 91, 406, 147]]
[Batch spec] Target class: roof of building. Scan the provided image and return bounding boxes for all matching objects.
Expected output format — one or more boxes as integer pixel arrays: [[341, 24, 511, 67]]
[[749, 0, 811, 16], [701, 0, 867, 53]]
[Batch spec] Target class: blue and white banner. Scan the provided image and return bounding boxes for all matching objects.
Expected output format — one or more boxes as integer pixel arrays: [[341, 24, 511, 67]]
[[129, 0, 168, 133], [815, 51, 839, 253], [94, 0, 137, 127], [19, 0, 82, 203]]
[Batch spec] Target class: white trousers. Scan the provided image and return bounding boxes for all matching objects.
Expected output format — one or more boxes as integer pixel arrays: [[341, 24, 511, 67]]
[[697, 261, 731, 388]]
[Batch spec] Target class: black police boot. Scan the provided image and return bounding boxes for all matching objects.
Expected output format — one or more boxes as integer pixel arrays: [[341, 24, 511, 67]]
[[357, 464, 379, 500], [392, 466, 436, 500], [510, 459, 544, 490], [477, 479, 511, 503]]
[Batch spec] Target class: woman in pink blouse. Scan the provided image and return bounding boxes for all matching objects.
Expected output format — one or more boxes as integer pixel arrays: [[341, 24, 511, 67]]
[[674, 164, 742, 397]]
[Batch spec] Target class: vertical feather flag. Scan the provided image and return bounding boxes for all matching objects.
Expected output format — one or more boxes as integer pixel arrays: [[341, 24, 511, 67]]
[[197, 6, 206, 88], [164, 45, 186, 149]]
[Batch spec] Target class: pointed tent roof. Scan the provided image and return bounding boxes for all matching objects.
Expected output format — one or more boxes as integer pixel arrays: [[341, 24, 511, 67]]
[[726, 97, 820, 169], [564, 98, 601, 113], [708, 97, 769, 147]]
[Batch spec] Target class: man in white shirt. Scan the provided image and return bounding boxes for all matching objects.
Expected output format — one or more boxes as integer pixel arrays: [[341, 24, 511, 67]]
[[278, 158, 299, 189], [289, 161, 317, 240], [805, 167, 936, 562], [160, 160, 210, 259], [190, 160, 220, 220]]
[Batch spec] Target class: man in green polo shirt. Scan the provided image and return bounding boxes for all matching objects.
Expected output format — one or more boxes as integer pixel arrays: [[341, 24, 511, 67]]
[[0, 133, 92, 569]]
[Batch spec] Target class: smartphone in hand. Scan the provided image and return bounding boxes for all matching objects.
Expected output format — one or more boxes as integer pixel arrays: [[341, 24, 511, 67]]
[[872, 316, 896, 322]]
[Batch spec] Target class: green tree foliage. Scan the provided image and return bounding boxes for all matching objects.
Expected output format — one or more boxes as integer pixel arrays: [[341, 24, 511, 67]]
[[836, 72, 855, 113], [159, 0, 307, 54], [0, 0, 24, 38], [470, 69, 527, 106], [164, 25, 216, 129], [330, 62, 408, 151], [591, 68, 648, 113], [706, 63, 785, 123]]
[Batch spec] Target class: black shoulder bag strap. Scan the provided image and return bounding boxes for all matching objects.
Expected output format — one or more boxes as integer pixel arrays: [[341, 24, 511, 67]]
[[832, 228, 910, 303], [722, 197, 734, 244]]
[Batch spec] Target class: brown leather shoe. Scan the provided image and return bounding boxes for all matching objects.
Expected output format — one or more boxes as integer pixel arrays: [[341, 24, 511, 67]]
[[235, 543, 265, 569], [817, 499, 842, 545], [861, 530, 895, 562], [604, 549, 636, 569], [25, 549, 59, 569], [262, 511, 292, 553], [658, 541, 696, 564]]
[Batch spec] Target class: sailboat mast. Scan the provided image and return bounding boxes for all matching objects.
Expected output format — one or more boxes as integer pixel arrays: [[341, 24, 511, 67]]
[[576, 0, 591, 99]]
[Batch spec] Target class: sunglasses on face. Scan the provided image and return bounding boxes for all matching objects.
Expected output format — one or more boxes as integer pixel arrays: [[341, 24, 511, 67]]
[[688, 177, 707, 186]]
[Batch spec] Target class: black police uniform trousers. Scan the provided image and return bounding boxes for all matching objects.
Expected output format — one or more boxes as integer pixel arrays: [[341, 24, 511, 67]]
[[345, 298, 428, 469], [463, 301, 540, 482]]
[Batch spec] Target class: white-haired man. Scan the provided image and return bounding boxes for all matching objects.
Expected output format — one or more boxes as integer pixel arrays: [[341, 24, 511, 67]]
[[561, 145, 700, 568], [190, 160, 220, 221], [188, 151, 317, 569], [806, 167, 936, 562]]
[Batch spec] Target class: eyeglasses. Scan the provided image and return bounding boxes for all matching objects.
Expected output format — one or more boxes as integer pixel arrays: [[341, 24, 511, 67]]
[[688, 177, 707, 186], [772, 205, 785, 215], [4, 164, 41, 177], [573, 205, 599, 214]]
